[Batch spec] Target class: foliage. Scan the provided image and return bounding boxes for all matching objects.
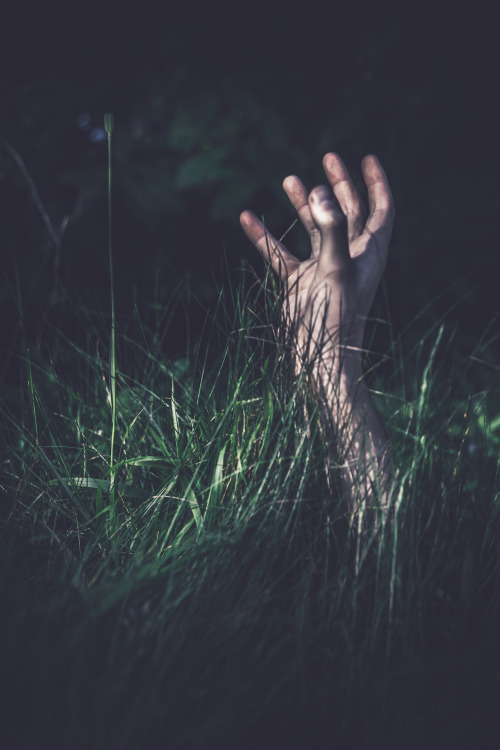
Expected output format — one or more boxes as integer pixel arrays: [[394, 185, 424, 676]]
[[1, 268, 500, 749], [2, 7, 499, 369], [1, 14, 499, 742]]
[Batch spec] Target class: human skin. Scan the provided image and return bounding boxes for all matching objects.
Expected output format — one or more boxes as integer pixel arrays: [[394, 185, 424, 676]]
[[240, 153, 395, 520]]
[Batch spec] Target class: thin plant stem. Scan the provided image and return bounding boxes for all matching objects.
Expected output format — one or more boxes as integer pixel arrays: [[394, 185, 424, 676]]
[[26, 348, 39, 447], [104, 113, 116, 516]]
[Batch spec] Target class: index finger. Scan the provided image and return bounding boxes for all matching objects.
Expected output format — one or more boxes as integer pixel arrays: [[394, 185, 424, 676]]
[[282, 176, 321, 256], [240, 210, 300, 281]]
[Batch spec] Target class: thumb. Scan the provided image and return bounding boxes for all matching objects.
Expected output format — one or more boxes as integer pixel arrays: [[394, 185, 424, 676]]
[[309, 186, 349, 271]]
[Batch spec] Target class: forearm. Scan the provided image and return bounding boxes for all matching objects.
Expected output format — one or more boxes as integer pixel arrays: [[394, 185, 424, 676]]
[[241, 150, 395, 522], [311, 354, 393, 520]]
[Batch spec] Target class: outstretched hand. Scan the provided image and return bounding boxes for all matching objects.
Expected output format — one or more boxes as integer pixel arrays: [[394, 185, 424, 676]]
[[240, 153, 395, 374]]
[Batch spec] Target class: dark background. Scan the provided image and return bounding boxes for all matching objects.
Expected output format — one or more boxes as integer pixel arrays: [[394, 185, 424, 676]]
[[1, 5, 499, 391]]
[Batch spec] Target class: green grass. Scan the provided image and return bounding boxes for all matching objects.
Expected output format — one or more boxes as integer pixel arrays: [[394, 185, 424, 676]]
[[2, 115, 500, 748], [1, 260, 500, 749]]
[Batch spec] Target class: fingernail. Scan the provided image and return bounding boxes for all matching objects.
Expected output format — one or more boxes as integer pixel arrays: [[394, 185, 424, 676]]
[[311, 186, 334, 205], [311, 191, 326, 204]]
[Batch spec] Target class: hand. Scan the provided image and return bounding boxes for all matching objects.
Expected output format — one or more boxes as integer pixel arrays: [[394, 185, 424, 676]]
[[240, 153, 395, 377]]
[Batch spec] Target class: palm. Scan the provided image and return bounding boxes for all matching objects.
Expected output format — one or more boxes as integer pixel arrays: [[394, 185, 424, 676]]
[[240, 153, 394, 365]]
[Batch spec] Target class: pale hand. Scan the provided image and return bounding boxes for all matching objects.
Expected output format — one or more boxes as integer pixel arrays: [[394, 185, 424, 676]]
[[240, 153, 395, 375]]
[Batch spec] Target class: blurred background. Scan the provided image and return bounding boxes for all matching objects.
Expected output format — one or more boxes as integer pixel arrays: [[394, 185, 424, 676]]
[[1, 4, 498, 394]]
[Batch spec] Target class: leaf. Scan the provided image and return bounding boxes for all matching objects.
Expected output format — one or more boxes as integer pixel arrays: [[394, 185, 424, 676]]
[[176, 153, 239, 189], [178, 475, 202, 531], [49, 477, 146, 501], [204, 445, 226, 530], [149, 426, 172, 458], [210, 178, 258, 220], [171, 384, 180, 455]]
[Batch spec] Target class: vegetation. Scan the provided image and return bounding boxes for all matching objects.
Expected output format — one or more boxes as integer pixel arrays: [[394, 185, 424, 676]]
[[2, 248, 500, 747], [1, 66, 499, 740]]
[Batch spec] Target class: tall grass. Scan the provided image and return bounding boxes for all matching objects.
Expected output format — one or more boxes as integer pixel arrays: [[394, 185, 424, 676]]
[[104, 112, 117, 520], [1, 264, 499, 749], [1, 142, 500, 748]]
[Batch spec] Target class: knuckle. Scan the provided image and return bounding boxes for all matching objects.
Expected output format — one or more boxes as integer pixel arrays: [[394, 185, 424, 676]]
[[320, 209, 346, 230]]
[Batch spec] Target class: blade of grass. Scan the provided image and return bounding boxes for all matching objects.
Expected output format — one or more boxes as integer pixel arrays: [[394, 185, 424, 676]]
[[104, 113, 117, 525]]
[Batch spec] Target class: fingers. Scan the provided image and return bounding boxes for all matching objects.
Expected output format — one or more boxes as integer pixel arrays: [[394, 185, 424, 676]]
[[322, 153, 368, 241], [282, 176, 321, 256], [241, 154, 394, 281], [308, 185, 350, 272], [282, 171, 351, 271], [239, 210, 299, 281], [361, 155, 395, 250]]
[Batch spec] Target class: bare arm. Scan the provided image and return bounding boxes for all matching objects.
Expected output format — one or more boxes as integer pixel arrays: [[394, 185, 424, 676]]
[[240, 153, 395, 522]]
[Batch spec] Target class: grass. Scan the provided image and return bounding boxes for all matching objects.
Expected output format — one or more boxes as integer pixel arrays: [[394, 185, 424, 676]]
[[104, 112, 117, 511], [1, 264, 500, 749], [1, 130, 500, 748]]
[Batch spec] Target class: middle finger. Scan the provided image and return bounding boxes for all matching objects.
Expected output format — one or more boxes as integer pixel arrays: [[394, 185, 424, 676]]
[[322, 153, 368, 241]]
